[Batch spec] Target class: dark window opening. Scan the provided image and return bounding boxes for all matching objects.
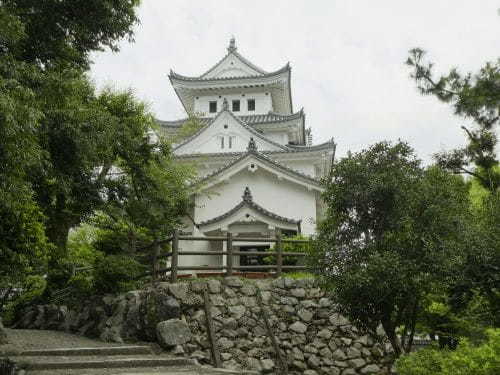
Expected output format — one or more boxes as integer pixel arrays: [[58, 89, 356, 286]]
[[232, 100, 240, 112], [239, 245, 269, 270], [209, 101, 217, 113], [247, 99, 256, 111]]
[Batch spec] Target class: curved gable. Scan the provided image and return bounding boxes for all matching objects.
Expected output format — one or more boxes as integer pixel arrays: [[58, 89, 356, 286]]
[[174, 110, 287, 155]]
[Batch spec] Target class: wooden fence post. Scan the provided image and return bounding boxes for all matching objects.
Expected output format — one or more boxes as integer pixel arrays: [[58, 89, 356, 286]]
[[256, 289, 288, 374], [276, 230, 283, 277], [152, 240, 160, 284], [171, 230, 179, 283], [226, 232, 233, 277], [203, 290, 222, 368]]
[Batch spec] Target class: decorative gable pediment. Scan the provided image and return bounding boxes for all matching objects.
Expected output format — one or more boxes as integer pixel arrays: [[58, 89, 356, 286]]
[[174, 109, 286, 155], [201, 37, 266, 79]]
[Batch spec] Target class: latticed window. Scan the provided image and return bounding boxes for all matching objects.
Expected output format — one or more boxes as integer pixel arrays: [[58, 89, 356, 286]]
[[247, 99, 255, 111], [209, 101, 217, 113], [232, 100, 240, 112]]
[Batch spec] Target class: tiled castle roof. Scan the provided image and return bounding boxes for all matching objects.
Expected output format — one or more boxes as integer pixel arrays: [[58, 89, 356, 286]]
[[156, 110, 304, 129], [196, 138, 323, 188], [169, 64, 290, 83]]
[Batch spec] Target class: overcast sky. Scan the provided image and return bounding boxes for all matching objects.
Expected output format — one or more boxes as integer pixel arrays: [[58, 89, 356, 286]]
[[90, 1, 500, 162]]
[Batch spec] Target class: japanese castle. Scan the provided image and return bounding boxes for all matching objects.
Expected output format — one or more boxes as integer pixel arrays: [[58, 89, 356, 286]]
[[159, 38, 334, 269]]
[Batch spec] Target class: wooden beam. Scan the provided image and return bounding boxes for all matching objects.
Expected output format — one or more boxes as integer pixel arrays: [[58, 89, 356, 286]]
[[170, 230, 179, 283], [256, 289, 288, 374], [203, 290, 222, 368]]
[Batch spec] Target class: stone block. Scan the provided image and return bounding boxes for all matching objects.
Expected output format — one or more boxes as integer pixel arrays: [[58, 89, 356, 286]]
[[156, 319, 192, 348]]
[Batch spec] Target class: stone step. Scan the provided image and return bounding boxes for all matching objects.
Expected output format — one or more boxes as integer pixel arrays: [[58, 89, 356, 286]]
[[26, 365, 203, 375], [15, 355, 196, 371], [17, 345, 153, 357], [27, 365, 257, 375]]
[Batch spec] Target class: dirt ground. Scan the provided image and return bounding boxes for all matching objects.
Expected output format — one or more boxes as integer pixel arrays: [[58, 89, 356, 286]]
[[0, 328, 134, 354]]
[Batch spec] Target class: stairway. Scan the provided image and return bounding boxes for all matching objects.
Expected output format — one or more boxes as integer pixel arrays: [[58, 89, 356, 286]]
[[8, 345, 247, 374]]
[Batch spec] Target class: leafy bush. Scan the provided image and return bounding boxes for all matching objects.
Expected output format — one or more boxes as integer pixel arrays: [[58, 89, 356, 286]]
[[263, 234, 311, 267], [396, 329, 500, 375], [2, 275, 46, 325], [93, 255, 145, 294]]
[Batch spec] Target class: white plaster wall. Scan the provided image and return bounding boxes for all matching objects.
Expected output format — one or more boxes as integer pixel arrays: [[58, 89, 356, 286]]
[[177, 226, 221, 270], [193, 92, 273, 117], [195, 168, 318, 235]]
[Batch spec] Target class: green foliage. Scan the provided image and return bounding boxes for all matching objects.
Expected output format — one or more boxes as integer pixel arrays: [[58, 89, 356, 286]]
[[452, 190, 500, 327], [263, 234, 311, 267], [283, 272, 316, 280], [93, 254, 145, 294], [0, 188, 49, 289], [172, 113, 205, 142], [0, 0, 143, 294], [313, 141, 470, 356], [2, 0, 140, 69], [67, 223, 101, 266], [396, 329, 500, 375], [2, 275, 46, 325], [418, 290, 495, 344], [407, 49, 499, 192]]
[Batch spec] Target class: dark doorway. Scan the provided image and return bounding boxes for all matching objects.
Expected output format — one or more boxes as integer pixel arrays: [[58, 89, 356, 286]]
[[239, 245, 269, 271]]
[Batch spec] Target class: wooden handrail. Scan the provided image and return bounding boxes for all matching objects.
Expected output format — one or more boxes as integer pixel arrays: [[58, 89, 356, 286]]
[[177, 251, 307, 257], [146, 229, 312, 283]]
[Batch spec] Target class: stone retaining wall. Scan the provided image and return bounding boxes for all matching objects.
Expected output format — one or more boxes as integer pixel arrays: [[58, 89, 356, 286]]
[[16, 277, 393, 374]]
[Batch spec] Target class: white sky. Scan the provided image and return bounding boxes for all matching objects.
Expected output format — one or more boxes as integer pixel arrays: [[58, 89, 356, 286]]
[[90, 0, 500, 163]]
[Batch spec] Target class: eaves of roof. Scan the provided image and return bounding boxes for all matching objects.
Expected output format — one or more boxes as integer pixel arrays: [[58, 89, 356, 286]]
[[157, 110, 304, 129], [169, 63, 290, 83], [196, 148, 323, 188], [198, 199, 299, 227], [174, 140, 335, 160]]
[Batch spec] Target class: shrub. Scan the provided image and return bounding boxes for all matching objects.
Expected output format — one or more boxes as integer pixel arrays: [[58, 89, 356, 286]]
[[263, 234, 311, 267], [396, 329, 500, 375], [93, 255, 145, 294], [2, 275, 46, 325]]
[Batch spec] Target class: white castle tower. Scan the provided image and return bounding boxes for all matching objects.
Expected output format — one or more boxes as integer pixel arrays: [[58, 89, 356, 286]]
[[158, 38, 335, 270]]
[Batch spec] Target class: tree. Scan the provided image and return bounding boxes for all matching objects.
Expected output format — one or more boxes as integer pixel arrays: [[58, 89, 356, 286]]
[[1, 0, 140, 69], [312, 141, 470, 357], [0, 0, 142, 277], [406, 49, 499, 192], [0, 8, 49, 292], [95, 122, 195, 278]]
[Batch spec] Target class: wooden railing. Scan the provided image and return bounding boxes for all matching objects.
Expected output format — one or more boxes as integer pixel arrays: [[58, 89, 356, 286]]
[[152, 230, 310, 282]]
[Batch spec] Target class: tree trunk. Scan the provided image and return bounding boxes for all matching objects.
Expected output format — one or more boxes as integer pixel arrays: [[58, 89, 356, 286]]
[[151, 240, 161, 284], [381, 319, 402, 357], [46, 218, 73, 263]]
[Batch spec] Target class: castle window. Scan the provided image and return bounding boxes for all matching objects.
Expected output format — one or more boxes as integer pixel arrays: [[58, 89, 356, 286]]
[[229, 136, 235, 149], [247, 99, 255, 111], [209, 101, 217, 113], [219, 136, 224, 149], [232, 100, 240, 112]]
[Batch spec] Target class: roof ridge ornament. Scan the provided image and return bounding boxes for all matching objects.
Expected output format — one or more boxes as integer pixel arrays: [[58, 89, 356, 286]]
[[242, 186, 253, 202], [228, 36, 237, 53], [247, 137, 257, 152]]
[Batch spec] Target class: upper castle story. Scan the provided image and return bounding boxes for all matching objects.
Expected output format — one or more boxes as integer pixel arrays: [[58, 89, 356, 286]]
[[161, 38, 310, 147]]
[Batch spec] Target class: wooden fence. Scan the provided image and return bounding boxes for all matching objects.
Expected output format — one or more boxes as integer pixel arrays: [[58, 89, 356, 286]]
[[151, 230, 310, 282]]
